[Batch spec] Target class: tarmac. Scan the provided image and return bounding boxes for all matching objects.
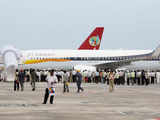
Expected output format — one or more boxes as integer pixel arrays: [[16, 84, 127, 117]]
[[0, 82, 160, 120]]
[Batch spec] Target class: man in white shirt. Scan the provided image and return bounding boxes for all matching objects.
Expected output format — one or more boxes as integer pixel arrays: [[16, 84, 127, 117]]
[[42, 70, 58, 104]]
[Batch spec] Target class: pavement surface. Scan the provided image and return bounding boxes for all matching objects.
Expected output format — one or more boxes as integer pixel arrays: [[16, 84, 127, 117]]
[[0, 82, 160, 120]]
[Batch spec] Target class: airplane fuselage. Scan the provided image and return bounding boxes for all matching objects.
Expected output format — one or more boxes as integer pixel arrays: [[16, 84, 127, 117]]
[[19, 49, 153, 70]]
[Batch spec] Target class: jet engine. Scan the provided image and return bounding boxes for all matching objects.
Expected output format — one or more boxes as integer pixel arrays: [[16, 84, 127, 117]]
[[1, 46, 21, 81], [74, 65, 96, 72]]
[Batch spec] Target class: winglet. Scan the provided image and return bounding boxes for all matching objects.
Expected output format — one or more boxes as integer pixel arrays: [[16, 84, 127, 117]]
[[78, 27, 104, 50]]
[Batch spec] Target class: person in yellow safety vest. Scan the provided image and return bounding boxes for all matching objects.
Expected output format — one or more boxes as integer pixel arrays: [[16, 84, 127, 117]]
[[131, 71, 135, 85], [102, 71, 107, 84]]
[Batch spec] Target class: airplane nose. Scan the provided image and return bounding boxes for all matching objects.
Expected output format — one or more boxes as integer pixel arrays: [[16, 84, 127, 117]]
[[3, 51, 18, 69]]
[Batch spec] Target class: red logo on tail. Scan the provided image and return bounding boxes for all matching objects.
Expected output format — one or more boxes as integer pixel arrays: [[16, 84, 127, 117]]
[[78, 27, 104, 50]]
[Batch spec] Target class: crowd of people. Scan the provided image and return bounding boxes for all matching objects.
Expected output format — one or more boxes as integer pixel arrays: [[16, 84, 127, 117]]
[[0, 69, 159, 88], [75, 70, 159, 86], [0, 68, 159, 104]]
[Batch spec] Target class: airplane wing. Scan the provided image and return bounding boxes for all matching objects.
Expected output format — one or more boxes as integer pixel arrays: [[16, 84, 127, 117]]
[[94, 60, 132, 70]]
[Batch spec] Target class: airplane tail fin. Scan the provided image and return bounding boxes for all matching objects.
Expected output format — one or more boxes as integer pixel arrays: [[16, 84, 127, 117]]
[[78, 27, 104, 50]]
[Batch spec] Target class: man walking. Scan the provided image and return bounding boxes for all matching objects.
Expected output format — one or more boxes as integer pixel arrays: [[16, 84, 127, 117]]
[[14, 70, 19, 91], [63, 71, 69, 93], [75, 70, 84, 93], [42, 70, 58, 104], [109, 71, 115, 92], [30, 69, 37, 91], [18, 69, 25, 91]]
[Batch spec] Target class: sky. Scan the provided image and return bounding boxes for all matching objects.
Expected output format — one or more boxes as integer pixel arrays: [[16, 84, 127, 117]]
[[0, 0, 160, 50]]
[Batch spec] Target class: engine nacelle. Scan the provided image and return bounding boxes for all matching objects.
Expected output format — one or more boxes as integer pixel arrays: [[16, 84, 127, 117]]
[[74, 65, 96, 72], [1, 46, 21, 81]]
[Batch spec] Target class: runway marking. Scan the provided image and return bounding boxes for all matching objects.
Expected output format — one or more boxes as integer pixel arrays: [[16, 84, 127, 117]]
[[147, 118, 160, 120], [119, 111, 127, 115], [0, 103, 38, 107]]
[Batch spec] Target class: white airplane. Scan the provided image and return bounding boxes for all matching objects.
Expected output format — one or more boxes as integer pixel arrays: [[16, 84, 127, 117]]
[[0, 28, 160, 81], [1, 45, 160, 81]]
